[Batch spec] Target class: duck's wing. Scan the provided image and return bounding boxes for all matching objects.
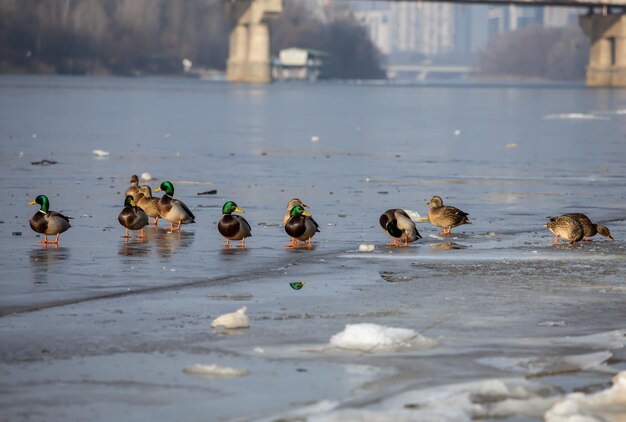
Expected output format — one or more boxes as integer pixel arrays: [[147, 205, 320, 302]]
[[49, 211, 72, 222], [174, 199, 196, 221], [237, 215, 252, 236], [309, 216, 320, 232]]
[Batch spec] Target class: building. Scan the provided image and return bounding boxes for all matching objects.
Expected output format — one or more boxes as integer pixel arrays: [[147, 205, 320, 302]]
[[271, 48, 328, 81]]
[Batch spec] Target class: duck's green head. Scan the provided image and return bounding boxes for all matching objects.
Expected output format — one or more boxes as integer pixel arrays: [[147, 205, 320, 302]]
[[290, 205, 311, 217], [155, 181, 174, 196], [124, 195, 136, 207], [28, 195, 49, 212], [222, 201, 244, 215]]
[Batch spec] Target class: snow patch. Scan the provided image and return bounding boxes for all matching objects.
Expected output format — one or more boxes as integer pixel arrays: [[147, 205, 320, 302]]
[[211, 306, 250, 329], [329, 323, 437, 352], [183, 364, 249, 378], [545, 371, 626, 422]]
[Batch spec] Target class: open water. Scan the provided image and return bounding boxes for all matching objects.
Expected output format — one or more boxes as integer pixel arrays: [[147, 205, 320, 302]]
[[0, 76, 625, 421]]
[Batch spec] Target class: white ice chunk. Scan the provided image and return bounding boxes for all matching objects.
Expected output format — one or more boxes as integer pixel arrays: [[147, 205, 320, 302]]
[[92, 149, 109, 157], [183, 364, 249, 377], [545, 371, 626, 422], [403, 209, 423, 223], [543, 113, 609, 121], [359, 244, 375, 252], [311, 135, 320, 142], [211, 306, 250, 329], [454, 129, 461, 136], [140, 172, 152, 181], [330, 323, 437, 352]]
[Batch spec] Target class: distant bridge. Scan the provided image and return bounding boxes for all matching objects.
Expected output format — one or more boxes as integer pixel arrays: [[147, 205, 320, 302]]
[[225, 0, 626, 87]]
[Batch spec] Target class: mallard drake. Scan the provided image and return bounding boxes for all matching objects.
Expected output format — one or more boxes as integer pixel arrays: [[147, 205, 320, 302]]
[[379, 209, 421, 247], [285, 205, 319, 249], [546, 215, 584, 245], [154, 181, 195, 231], [28, 195, 72, 245], [283, 198, 308, 226], [218, 201, 251, 248], [118, 195, 149, 239], [425, 196, 470, 235], [125, 175, 141, 202], [563, 213, 614, 241], [136, 185, 161, 226]]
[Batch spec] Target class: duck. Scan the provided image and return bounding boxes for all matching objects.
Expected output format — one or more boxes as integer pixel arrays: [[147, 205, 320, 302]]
[[118, 195, 149, 239], [154, 181, 195, 231], [28, 195, 72, 245], [546, 215, 584, 245], [283, 198, 308, 226], [425, 196, 470, 235], [379, 209, 421, 247], [136, 185, 161, 226], [562, 213, 614, 241], [125, 175, 141, 202], [285, 205, 319, 249], [218, 201, 251, 248]]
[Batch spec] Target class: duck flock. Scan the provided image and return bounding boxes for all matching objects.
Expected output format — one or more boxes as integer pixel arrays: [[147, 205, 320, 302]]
[[27, 175, 615, 248]]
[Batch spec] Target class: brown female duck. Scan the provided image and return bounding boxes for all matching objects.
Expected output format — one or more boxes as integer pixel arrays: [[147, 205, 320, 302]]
[[136, 185, 161, 226], [546, 215, 584, 245], [125, 175, 141, 202], [563, 213, 614, 241], [425, 196, 470, 235]]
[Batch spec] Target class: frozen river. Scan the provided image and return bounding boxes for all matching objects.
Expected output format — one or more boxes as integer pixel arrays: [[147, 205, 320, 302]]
[[0, 76, 625, 421]]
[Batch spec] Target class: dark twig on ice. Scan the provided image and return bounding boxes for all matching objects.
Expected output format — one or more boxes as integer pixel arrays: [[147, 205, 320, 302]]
[[197, 190, 217, 195], [31, 159, 57, 166]]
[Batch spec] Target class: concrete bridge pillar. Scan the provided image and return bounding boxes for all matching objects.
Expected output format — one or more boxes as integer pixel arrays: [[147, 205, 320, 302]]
[[225, 0, 283, 83], [580, 13, 626, 87]]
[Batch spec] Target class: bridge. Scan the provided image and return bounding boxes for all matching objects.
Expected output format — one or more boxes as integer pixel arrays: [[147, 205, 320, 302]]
[[224, 0, 626, 86]]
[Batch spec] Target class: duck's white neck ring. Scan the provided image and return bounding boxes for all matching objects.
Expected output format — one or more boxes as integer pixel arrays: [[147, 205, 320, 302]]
[[38, 210, 46, 214], [165, 193, 172, 198]]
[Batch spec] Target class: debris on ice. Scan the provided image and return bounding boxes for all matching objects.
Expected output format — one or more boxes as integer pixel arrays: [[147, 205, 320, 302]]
[[92, 149, 109, 157], [140, 172, 152, 181], [183, 364, 249, 378], [453, 129, 461, 136], [311, 135, 320, 142], [211, 306, 250, 329], [429, 234, 445, 240], [545, 371, 626, 422], [329, 323, 437, 352], [359, 244, 375, 252], [537, 321, 566, 327], [506, 143, 518, 149]]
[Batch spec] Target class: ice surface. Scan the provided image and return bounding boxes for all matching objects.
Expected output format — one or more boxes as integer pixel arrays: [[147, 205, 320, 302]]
[[329, 323, 437, 352], [477, 351, 612, 376], [545, 371, 626, 422], [183, 363, 249, 377], [211, 306, 250, 329]]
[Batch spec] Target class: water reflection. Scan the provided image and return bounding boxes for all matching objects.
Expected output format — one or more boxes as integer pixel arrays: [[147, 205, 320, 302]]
[[29, 246, 70, 283], [155, 229, 195, 259], [118, 237, 151, 258]]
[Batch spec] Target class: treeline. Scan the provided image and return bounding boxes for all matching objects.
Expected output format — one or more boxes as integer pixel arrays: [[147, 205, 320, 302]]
[[479, 25, 588, 80], [0, 0, 384, 79]]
